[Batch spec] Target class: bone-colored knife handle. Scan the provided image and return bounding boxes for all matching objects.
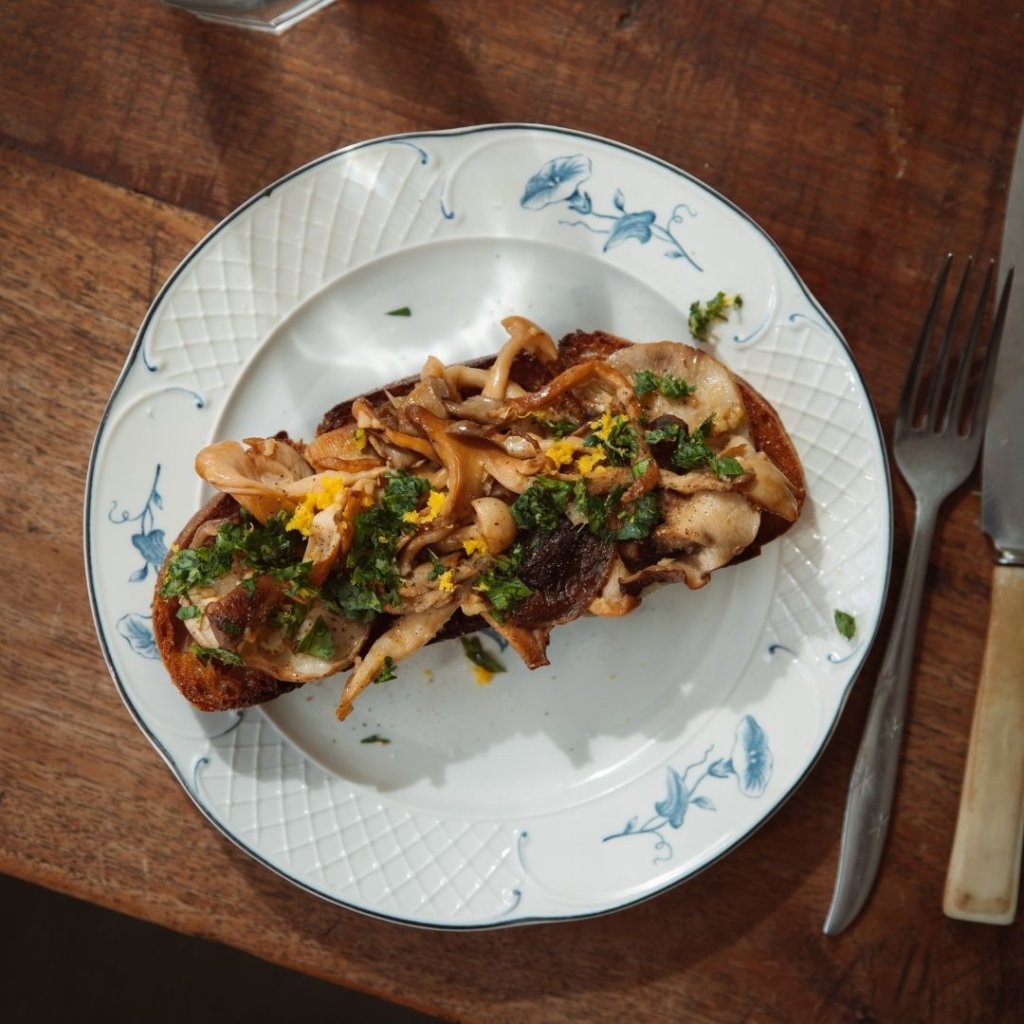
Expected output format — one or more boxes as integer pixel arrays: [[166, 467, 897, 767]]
[[943, 565, 1024, 923]]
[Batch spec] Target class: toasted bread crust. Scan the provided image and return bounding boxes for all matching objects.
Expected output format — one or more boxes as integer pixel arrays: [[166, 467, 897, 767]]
[[734, 374, 806, 545], [152, 492, 298, 711]]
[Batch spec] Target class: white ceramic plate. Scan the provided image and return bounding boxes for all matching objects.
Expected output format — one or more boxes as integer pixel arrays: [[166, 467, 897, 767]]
[[86, 125, 891, 928]]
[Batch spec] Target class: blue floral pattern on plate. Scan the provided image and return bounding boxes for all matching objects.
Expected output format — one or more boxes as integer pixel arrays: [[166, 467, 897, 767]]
[[108, 465, 167, 659], [604, 715, 773, 862], [108, 465, 167, 583], [116, 612, 159, 660], [520, 155, 703, 271]]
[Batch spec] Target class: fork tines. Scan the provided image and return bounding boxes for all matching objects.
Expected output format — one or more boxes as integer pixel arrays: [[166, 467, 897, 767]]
[[902, 254, 1013, 438]]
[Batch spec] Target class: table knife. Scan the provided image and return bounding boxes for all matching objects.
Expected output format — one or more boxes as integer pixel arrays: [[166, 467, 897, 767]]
[[943, 119, 1024, 924]]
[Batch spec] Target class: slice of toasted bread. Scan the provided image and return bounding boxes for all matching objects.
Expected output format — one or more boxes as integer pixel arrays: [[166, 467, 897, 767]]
[[152, 493, 298, 711], [155, 328, 805, 715]]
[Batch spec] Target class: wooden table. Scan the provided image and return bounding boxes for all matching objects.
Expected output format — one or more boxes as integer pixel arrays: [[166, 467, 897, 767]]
[[3, 1, 1023, 1020]]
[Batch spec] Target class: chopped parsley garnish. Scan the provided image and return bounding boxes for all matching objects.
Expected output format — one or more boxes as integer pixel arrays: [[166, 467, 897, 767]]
[[374, 656, 397, 683], [669, 417, 718, 471], [160, 542, 234, 598], [573, 480, 660, 542], [295, 616, 335, 659], [583, 413, 639, 466], [511, 476, 574, 533], [643, 420, 684, 447], [189, 644, 244, 666], [273, 602, 307, 639], [688, 291, 743, 342], [386, 306, 412, 317], [834, 610, 857, 640], [532, 414, 578, 438], [613, 491, 661, 541], [460, 636, 506, 674], [267, 560, 317, 600], [631, 369, 695, 399], [425, 549, 447, 580], [219, 510, 300, 570], [175, 604, 202, 620], [361, 734, 391, 744], [631, 457, 651, 480], [378, 471, 430, 518], [475, 543, 533, 618], [644, 416, 744, 478], [160, 510, 305, 598], [324, 471, 429, 620]]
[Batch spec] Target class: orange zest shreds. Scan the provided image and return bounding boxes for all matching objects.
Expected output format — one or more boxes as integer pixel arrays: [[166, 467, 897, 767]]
[[462, 537, 489, 556]]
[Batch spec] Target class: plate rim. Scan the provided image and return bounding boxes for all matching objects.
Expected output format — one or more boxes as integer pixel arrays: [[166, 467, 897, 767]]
[[84, 122, 894, 929]]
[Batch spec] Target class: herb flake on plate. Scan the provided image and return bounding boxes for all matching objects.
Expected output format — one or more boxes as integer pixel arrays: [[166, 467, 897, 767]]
[[834, 609, 857, 640]]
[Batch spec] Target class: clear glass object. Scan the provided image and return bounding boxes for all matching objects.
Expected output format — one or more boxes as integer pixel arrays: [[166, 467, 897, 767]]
[[162, 0, 337, 34]]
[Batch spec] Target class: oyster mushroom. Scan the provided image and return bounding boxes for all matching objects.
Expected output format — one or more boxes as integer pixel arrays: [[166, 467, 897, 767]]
[[588, 555, 641, 617], [621, 490, 761, 592], [304, 424, 383, 473], [194, 438, 314, 522], [336, 602, 460, 720], [470, 497, 517, 554], [241, 600, 371, 683], [405, 406, 543, 520], [482, 317, 559, 399], [606, 341, 747, 436]]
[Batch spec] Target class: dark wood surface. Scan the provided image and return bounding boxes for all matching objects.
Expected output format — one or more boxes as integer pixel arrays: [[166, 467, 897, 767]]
[[2, 1, 1022, 1021]]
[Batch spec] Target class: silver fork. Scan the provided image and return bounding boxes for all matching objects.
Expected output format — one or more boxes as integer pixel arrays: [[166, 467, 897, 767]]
[[824, 253, 1013, 935]]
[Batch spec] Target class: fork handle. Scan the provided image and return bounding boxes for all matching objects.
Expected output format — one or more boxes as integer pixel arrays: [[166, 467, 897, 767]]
[[823, 498, 939, 935], [943, 565, 1024, 923]]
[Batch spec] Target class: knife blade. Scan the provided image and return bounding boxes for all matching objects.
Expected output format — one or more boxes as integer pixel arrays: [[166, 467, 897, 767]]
[[943, 117, 1024, 924]]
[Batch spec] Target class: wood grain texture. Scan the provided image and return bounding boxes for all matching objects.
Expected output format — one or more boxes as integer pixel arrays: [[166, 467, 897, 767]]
[[2, 0, 1024, 1020]]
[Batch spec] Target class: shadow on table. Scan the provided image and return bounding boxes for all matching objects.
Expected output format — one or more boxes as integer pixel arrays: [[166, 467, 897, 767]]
[[171, 0, 501, 218], [0, 873, 440, 1023]]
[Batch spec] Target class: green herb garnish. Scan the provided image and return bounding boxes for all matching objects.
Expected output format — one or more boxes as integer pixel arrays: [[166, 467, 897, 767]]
[[176, 604, 202, 620], [160, 542, 234, 598], [378, 471, 430, 518], [189, 644, 244, 666], [643, 420, 683, 446], [386, 306, 412, 317], [688, 291, 743, 342], [532, 414, 578, 438], [324, 471, 430, 620], [425, 549, 447, 580], [669, 416, 717, 471], [218, 510, 301, 570], [631, 457, 651, 480], [645, 416, 744, 478], [267, 560, 317, 600], [572, 481, 661, 542], [160, 510, 306, 599], [475, 543, 533, 618], [834, 610, 857, 640], [583, 413, 639, 466], [374, 656, 397, 682], [273, 601, 307, 639], [460, 636, 506, 674], [295, 616, 335, 659], [361, 734, 391, 744], [511, 476, 574, 533], [632, 369, 696, 399], [612, 491, 661, 541]]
